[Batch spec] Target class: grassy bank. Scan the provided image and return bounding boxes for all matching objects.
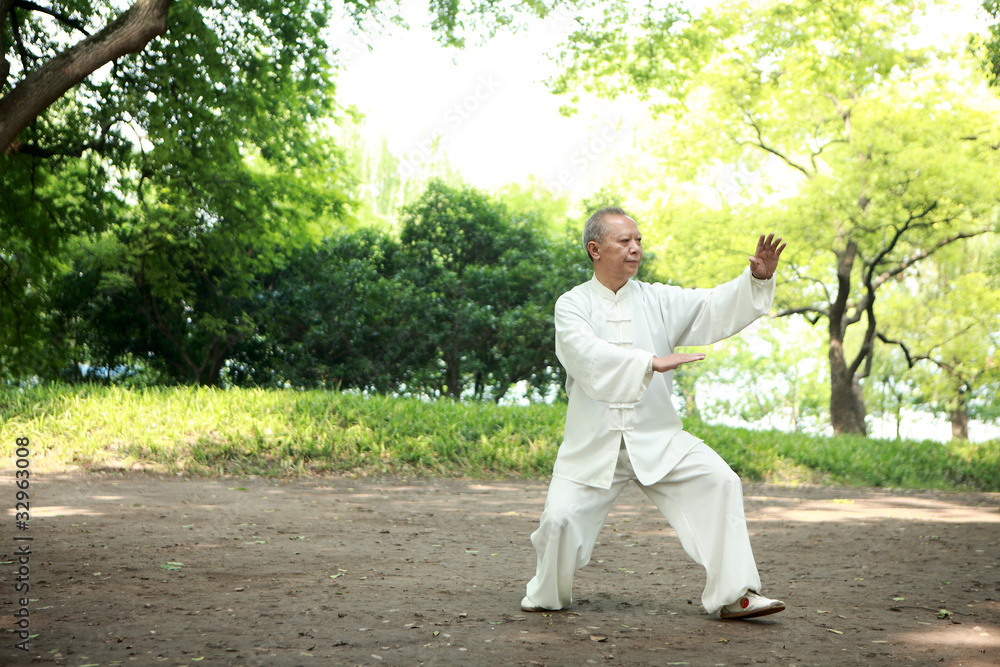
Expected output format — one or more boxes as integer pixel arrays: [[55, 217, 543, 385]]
[[1, 385, 997, 491]]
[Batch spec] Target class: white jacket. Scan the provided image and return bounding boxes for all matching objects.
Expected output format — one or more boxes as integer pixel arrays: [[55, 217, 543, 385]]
[[551, 267, 775, 488]]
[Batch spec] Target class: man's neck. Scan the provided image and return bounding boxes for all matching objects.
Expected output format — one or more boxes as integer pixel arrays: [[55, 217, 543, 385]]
[[595, 271, 629, 294]]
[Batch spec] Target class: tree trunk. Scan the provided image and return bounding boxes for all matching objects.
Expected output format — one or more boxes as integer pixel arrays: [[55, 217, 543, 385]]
[[680, 382, 699, 421], [829, 337, 867, 435], [0, 0, 173, 153], [950, 408, 969, 441], [445, 343, 462, 400], [828, 241, 867, 435], [950, 386, 969, 441]]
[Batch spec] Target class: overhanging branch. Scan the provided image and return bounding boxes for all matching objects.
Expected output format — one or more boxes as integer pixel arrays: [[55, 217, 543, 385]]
[[16, 137, 108, 158], [9, 1, 32, 73], [872, 227, 992, 291], [0, 0, 173, 154], [15, 0, 91, 35]]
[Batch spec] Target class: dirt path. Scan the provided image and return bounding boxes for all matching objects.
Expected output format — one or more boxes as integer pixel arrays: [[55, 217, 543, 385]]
[[2, 472, 998, 666]]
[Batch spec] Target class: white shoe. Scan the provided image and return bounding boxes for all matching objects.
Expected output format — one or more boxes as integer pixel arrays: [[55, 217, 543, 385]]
[[520, 596, 553, 612], [720, 590, 785, 619]]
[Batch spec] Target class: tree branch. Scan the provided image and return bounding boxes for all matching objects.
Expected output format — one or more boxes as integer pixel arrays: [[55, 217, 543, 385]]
[[808, 134, 848, 173], [9, 1, 32, 74], [784, 261, 833, 305], [876, 331, 965, 381], [863, 221, 911, 287], [850, 293, 878, 379], [871, 227, 992, 292], [842, 292, 870, 330], [959, 134, 1000, 150], [860, 199, 948, 289], [0, 0, 13, 86], [829, 240, 856, 339], [14, 0, 91, 35], [877, 332, 920, 368], [738, 109, 814, 179], [0, 0, 173, 154], [774, 305, 828, 324], [15, 118, 117, 157], [877, 317, 979, 372], [17, 139, 102, 158]]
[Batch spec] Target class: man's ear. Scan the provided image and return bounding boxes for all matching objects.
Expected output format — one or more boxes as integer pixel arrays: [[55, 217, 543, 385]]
[[587, 241, 600, 262]]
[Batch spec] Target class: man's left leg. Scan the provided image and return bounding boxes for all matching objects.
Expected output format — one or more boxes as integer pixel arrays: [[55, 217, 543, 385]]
[[638, 443, 783, 618]]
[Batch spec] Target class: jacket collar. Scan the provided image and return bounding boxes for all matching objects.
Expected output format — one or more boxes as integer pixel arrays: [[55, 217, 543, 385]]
[[590, 273, 632, 301]]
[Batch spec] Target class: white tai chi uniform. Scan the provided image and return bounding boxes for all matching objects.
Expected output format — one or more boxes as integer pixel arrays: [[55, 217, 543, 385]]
[[525, 268, 775, 613]]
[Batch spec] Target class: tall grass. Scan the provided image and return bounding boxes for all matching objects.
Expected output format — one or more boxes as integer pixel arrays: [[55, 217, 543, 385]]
[[1, 385, 997, 491], [0, 385, 563, 478]]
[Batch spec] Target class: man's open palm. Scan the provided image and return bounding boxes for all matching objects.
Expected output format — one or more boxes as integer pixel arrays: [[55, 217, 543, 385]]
[[748, 233, 786, 280]]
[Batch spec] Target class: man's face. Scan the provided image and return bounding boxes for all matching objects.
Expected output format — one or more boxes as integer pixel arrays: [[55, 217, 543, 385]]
[[591, 215, 642, 284]]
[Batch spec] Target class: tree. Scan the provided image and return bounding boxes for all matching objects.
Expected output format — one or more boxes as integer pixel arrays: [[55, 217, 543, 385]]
[[877, 243, 1000, 440], [228, 181, 591, 399], [772, 76, 998, 435], [0, 110, 127, 380], [397, 179, 590, 401], [680, 319, 829, 433], [2, 0, 350, 382], [494, 177, 573, 238], [1, 0, 563, 382], [21, 0, 358, 385], [549, 0, 1000, 434], [227, 228, 421, 391], [0, 0, 172, 154]]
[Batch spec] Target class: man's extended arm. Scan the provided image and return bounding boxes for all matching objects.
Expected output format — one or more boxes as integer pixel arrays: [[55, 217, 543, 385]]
[[667, 233, 786, 350]]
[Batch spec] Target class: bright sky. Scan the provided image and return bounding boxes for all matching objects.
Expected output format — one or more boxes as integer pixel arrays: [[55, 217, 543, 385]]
[[328, 1, 644, 197], [329, 1, 985, 198]]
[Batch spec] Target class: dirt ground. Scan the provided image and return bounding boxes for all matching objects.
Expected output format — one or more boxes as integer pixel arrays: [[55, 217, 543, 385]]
[[1, 472, 998, 667]]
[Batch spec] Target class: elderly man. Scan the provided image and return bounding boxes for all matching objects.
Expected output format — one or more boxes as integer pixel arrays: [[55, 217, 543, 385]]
[[521, 207, 786, 620]]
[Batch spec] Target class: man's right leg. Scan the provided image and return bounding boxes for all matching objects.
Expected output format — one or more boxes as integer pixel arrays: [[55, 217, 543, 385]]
[[523, 453, 630, 611]]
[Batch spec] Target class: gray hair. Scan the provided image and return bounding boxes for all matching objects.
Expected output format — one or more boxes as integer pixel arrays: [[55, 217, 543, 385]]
[[583, 206, 629, 262]]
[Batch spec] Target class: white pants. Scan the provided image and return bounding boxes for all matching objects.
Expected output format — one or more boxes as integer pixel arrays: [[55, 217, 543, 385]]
[[525, 442, 761, 613]]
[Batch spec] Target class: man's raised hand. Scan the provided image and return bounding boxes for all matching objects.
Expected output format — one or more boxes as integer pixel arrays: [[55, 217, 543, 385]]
[[748, 233, 786, 280]]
